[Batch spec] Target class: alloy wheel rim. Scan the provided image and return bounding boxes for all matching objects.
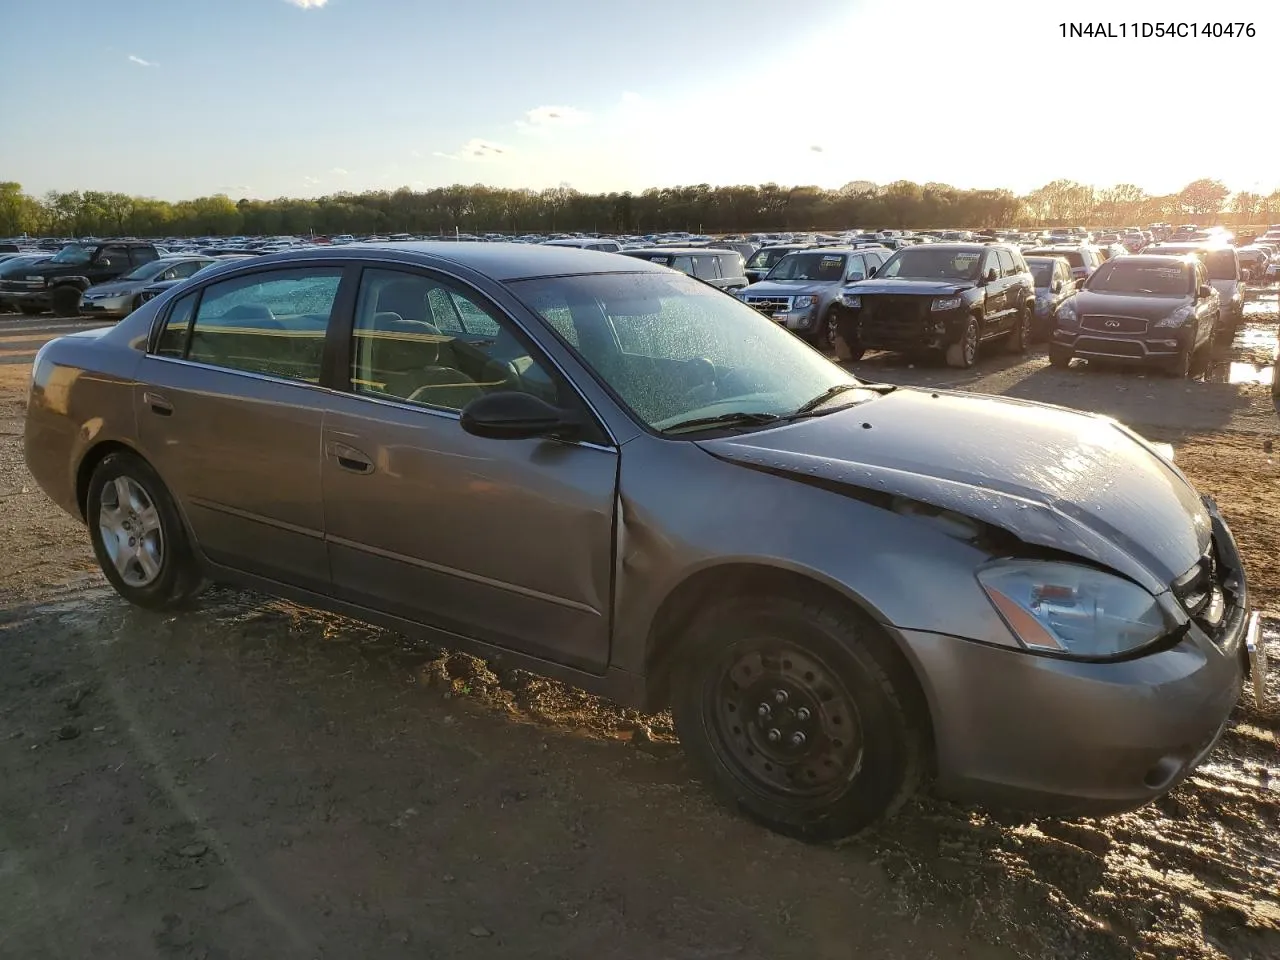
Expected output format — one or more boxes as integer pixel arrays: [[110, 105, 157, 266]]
[[706, 640, 864, 800], [98, 475, 164, 588], [964, 324, 978, 363]]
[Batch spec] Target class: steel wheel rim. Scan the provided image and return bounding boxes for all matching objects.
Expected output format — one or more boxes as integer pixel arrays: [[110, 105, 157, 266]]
[[704, 640, 864, 801], [98, 475, 164, 588]]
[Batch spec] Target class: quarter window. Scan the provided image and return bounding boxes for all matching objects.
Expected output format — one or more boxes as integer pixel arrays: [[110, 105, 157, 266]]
[[350, 268, 558, 412], [692, 255, 717, 281], [154, 292, 198, 358], [182, 268, 342, 382]]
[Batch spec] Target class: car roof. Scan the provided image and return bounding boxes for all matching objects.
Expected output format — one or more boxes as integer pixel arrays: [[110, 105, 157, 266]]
[[621, 247, 739, 256], [212, 241, 669, 282], [1116, 254, 1196, 265]]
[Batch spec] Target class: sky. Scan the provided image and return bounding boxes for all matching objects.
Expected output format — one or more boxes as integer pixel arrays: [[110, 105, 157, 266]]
[[1, 0, 1276, 201]]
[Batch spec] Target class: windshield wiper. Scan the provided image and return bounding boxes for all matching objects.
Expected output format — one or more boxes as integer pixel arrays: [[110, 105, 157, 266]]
[[790, 382, 894, 417], [661, 411, 782, 434]]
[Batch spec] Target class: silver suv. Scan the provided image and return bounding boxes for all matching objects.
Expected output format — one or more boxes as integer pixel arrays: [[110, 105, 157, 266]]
[[738, 246, 891, 348]]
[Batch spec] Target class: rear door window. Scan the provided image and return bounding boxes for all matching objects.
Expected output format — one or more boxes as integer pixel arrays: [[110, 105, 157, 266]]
[[691, 255, 717, 281], [101, 246, 132, 269], [997, 249, 1017, 277], [130, 247, 159, 266], [844, 255, 867, 282], [182, 268, 343, 382]]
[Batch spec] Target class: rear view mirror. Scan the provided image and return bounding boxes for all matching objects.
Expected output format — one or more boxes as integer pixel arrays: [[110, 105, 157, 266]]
[[460, 391, 581, 441]]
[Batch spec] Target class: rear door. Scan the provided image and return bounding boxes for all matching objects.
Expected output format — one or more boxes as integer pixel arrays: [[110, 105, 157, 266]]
[[136, 263, 352, 591], [320, 265, 619, 672], [981, 250, 1008, 333]]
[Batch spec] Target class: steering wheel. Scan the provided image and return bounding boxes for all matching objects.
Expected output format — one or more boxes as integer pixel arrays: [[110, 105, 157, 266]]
[[681, 356, 718, 404]]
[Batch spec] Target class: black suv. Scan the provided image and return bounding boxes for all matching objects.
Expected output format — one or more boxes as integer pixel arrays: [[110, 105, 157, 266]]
[[0, 241, 160, 316], [833, 243, 1035, 367]]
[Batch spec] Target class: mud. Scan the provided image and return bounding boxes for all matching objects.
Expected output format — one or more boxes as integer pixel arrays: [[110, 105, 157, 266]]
[[1, 300, 1279, 960]]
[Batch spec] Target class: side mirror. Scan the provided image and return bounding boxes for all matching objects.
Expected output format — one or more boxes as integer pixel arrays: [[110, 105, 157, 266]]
[[983, 268, 998, 284], [97, 258, 111, 267], [1198, 283, 1214, 300], [1242, 268, 1252, 283], [1050, 280, 1061, 293], [867, 266, 878, 278], [460, 391, 581, 441]]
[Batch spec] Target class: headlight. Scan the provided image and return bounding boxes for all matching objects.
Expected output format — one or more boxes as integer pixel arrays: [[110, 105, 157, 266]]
[[978, 561, 1169, 658], [1055, 299, 1079, 326], [841, 294, 861, 308], [1154, 304, 1194, 328], [931, 296, 963, 311], [792, 295, 816, 310]]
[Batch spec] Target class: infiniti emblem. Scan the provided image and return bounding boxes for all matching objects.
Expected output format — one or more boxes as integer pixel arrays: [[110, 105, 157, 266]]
[[1105, 320, 1121, 328]]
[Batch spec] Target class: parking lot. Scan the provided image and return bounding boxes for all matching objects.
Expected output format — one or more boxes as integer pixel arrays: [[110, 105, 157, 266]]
[[1, 286, 1277, 960]]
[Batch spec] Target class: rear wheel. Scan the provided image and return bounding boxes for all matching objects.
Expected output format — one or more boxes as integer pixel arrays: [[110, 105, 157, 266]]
[[1005, 304, 1031, 354], [671, 594, 927, 843], [51, 286, 82, 318], [87, 452, 206, 610], [945, 316, 980, 369]]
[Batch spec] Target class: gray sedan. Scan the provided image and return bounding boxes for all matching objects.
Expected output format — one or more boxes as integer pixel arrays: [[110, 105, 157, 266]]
[[78, 256, 215, 319], [23, 242, 1263, 841]]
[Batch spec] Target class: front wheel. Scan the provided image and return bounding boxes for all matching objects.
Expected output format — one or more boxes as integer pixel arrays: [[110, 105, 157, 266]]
[[87, 452, 206, 610], [1048, 345, 1073, 369], [671, 595, 927, 843], [945, 316, 980, 369], [19, 304, 44, 316], [51, 286, 82, 318]]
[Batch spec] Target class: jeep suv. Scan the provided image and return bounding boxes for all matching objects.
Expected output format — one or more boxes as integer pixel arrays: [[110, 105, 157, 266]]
[[834, 243, 1036, 367], [0, 241, 160, 316]]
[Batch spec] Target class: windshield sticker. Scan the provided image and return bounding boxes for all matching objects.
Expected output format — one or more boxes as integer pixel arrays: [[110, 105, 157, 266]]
[[952, 253, 979, 267], [1151, 267, 1183, 278], [820, 256, 842, 265]]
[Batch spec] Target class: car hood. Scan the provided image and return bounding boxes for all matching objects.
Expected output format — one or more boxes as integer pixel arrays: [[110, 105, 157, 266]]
[[697, 387, 1209, 592], [743, 280, 835, 297], [846, 278, 976, 296], [1070, 291, 1195, 319], [84, 280, 138, 295]]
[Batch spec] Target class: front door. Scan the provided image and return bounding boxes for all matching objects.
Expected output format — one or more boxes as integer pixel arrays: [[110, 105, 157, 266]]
[[136, 265, 349, 591], [320, 266, 619, 672], [980, 250, 1008, 334]]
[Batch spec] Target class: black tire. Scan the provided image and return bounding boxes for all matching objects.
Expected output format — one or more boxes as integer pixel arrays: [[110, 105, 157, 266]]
[[1005, 304, 1031, 354], [1048, 345, 1073, 369], [130, 295, 145, 314], [1190, 338, 1212, 377], [945, 315, 980, 369], [86, 452, 206, 610], [1165, 342, 1192, 379], [832, 311, 865, 361], [51, 286, 82, 318], [19, 304, 44, 316], [671, 594, 928, 843]]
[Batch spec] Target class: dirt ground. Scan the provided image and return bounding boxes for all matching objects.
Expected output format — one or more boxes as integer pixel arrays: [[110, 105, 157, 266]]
[[1, 295, 1278, 960]]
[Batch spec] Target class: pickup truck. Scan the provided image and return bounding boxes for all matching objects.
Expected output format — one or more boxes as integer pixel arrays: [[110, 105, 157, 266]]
[[0, 241, 160, 316]]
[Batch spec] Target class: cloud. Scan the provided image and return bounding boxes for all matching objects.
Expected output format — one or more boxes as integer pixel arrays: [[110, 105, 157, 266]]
[[127, 54, 156, 67], [409, 149, 423, 159], [330, 167, 349, 176], [284, 0, 328, 7], [303, 176, 322, 185], [433, 138, 508, 161], [517, 105, 589, 135], [809, 145, 824, 153]]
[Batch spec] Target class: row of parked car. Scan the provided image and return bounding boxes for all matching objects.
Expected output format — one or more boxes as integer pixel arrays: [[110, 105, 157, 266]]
[[1, 227, 1274, 383]]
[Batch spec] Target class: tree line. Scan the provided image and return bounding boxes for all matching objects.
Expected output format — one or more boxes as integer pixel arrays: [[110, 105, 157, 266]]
[[1, 177, 1274, 239]]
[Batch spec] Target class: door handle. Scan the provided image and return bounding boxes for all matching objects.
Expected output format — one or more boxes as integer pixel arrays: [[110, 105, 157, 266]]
[[143, 391, 173, 416], [328, 441, 374, 475]]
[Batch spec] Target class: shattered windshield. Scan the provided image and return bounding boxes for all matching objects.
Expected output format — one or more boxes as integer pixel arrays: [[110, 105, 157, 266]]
[[511, 271, 860, 431]]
